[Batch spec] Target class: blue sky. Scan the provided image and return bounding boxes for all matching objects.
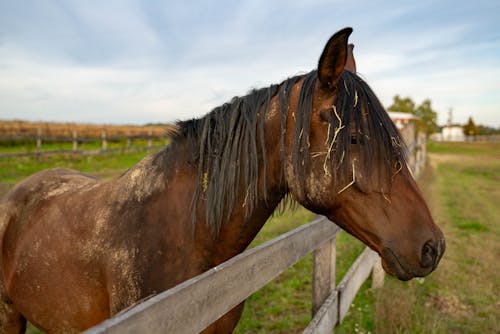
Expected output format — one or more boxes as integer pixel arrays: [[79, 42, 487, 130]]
[[1, 0, 499, 127]]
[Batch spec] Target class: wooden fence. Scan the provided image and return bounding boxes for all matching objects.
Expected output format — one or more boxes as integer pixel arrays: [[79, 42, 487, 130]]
[[84, 217, 381, 334], [0, 130, 167, 159], [83, 131, 426, 333]]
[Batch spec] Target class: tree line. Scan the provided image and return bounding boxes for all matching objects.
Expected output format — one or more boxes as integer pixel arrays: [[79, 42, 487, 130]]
[[387, 95, 499, 137]]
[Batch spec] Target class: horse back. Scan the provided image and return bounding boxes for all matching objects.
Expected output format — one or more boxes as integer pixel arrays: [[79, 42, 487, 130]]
[[0, 168, 111, 331], [0, 167, 100, 248]]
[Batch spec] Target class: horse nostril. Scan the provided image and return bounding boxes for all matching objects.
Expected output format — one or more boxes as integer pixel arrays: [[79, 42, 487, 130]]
[[421, 240, 437, 268], [437, 238, 446, 262]]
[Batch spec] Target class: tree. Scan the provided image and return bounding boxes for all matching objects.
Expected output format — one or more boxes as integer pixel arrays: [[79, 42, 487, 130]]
[[463, 116, 478, 137], [387, 95, 415, 114], [387, 95, 438, 137], [478, 125, 500, 135], [414, 99, 439, 136]]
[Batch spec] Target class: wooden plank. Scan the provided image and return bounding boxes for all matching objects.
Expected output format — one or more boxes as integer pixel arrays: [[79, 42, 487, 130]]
[[36, 127, 42, 150], [337, 247, 378, 323], [303, 291, 338, 334], [371, 256, 385, 289], [84, 217, 341, 334], [312, 236, 336, 315]]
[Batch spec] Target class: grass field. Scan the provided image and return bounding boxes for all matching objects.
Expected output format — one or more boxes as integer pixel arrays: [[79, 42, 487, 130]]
[[1, 141, 498, 333], [0, 119, 170, 156], [0, 139, 166, 155], [332, 141, 500, 333]]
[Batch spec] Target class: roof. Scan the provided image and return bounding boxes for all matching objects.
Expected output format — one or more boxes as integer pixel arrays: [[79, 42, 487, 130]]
[[387, 111, 418, 120]]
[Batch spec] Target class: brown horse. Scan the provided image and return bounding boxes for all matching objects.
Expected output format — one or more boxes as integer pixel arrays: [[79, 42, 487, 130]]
[[0, 27, 444, 334]]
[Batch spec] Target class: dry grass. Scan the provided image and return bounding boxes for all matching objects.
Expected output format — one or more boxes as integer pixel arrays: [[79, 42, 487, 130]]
[[0, 120, 173, 138]]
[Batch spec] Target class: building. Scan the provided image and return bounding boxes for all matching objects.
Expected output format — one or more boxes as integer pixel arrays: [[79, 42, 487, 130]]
[[387, 111, 417, 130], [441, 124, 465, 142], [387, 111, 426, 177]]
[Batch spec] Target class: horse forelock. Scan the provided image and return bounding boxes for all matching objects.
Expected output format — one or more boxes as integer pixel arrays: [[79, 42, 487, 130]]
[[325, 71, 408, 190]]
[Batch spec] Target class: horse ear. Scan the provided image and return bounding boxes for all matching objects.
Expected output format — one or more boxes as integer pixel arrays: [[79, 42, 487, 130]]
[[318, 27, 353, 91], [345, 44, 357, 73]]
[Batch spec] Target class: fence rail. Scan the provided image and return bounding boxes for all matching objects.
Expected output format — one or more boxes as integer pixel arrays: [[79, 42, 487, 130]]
[[85, 217, 379, 334], [0, 132, 167, 159]]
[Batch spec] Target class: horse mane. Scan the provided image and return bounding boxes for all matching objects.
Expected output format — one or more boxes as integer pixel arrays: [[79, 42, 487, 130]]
[[168, 70, 407, 234]]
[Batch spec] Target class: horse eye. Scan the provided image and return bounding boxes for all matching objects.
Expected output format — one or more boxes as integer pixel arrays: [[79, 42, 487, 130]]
[[350, 135, 358, 145], [319, 109, 331, 123]]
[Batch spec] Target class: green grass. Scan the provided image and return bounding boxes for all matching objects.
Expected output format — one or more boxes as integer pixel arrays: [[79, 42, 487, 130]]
[[427, 141, 500, 156], [0, 148, 162, 186], [0, 139, 166, 154], [368, 141, 500, 333]]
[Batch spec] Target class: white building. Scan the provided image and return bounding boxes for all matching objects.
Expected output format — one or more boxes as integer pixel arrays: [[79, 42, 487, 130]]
[[441, 124, 465, 142], [387, 111, 417, 130], [387, 111, 426, 177]]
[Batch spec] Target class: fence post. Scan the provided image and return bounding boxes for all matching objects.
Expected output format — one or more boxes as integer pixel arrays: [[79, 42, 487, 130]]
[[127, 130, 132, 153], [371, 257, 385, 289], [72, 130, 78, 152], [312, 235, 336, 315], [36, 127, 42, 151], [148, 129, 152, 148], [420, 132, 426, 171], [101, 129, 107, 151]]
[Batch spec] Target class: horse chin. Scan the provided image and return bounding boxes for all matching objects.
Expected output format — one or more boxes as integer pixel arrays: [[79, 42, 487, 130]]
[[380, 247, 417, 281]]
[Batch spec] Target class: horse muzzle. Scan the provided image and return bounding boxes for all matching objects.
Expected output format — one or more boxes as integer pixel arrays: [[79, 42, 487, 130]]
[[380, 237, 445, 281]]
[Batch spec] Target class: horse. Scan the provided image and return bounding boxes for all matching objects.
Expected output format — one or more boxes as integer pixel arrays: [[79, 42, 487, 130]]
[[0, 27, 444, 333]]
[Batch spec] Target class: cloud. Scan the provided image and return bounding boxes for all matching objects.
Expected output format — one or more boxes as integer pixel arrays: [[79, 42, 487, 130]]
[[1, 1, 499, 127]]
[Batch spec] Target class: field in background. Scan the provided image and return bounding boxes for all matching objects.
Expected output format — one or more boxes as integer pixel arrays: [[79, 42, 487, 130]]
[[1, 142, 498, 333], [0, 120, 173, 156], [0, 120, 171, 137]]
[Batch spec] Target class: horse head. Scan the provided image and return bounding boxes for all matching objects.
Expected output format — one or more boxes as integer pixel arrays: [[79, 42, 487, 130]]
[[284, 28, 444, 280]]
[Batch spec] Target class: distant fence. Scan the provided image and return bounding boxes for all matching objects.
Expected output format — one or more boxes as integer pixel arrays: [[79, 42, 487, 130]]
[[84, 127, 426, 333], [470, 134, 500, 142], [0, 130, 167, 159]]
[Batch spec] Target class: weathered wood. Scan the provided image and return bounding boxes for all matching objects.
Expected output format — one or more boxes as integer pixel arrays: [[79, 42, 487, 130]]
[[337, 247, 378, 323], [312, 236, 336, 315], [371, 256, 385, 289], [101, 129, 107, 151], [303, 291, 338, 334], [126, 131, 132, 153], [84, 217, 341, 334], [72, 130, 78, 152], [36, 127, 42, 150]]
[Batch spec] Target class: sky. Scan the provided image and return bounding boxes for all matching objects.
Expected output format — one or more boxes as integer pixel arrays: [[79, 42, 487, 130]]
[[1, 0, 499, 127]]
